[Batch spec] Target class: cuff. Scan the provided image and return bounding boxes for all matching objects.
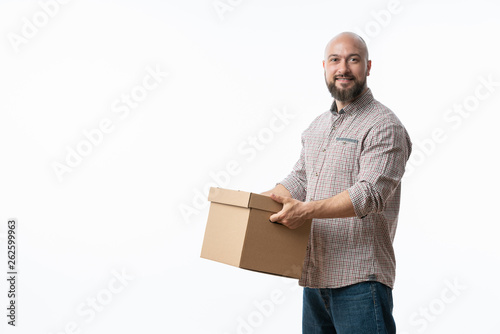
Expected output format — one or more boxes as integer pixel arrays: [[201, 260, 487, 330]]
[[279, 177, 307, 202]]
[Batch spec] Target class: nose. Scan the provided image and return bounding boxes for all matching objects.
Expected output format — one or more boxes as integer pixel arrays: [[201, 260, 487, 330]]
[[336, 60, 350, 76]]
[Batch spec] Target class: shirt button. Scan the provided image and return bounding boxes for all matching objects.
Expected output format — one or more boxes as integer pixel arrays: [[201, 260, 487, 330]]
[[322, 148, 326, 152]]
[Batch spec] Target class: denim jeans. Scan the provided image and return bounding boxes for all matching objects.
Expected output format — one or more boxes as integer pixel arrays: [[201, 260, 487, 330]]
[[302, 282, 396, 334]]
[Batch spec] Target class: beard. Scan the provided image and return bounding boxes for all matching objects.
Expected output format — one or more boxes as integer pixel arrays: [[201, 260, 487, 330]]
[[326, 74, 366, 102]]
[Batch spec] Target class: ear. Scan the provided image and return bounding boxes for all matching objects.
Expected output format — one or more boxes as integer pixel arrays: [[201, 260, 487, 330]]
[[366, 60, 372, 76], [322, 60, 325, 69]]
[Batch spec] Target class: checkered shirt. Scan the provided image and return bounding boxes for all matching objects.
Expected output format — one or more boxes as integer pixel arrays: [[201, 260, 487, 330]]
[[280, 89, 412, 289]]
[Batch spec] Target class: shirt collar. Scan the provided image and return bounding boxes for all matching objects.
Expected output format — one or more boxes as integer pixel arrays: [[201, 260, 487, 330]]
[[330, 88, 374, 116]]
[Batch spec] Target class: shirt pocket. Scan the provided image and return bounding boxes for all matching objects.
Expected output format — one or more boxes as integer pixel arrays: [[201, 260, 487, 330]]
[[326, 137, 359, 175]]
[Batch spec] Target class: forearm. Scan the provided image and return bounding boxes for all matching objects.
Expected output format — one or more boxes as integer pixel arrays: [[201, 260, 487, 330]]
[[269, 189, 356, 229], [261, 183, 291, 198], [304, 190, 356, 219]]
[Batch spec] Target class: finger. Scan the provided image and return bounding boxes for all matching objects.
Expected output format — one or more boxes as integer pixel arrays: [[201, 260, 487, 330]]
[[269, 210, 285, 224], [270, 193, 284, 203], [269, 212, 279, 222]]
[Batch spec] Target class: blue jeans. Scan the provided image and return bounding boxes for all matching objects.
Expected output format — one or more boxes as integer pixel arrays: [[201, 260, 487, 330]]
[[302, 282, 396, 334]]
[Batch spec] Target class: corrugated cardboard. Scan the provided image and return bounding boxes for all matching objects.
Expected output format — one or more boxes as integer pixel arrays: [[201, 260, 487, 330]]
[[200, 187, 312, 279]]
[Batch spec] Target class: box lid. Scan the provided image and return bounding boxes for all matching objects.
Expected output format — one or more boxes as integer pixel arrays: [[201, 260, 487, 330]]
[[208, 187, 282, 213]]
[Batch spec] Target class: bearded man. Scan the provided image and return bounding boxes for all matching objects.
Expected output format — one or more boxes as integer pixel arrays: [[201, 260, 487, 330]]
[[263, 32, 412, 334]]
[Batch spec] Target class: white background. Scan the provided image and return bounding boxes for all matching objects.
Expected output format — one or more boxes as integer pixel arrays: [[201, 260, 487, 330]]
[[1, 0, 499, 333]]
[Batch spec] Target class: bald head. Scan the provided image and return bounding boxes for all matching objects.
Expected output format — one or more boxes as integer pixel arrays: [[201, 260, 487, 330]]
[[324, 32, 369, 63]]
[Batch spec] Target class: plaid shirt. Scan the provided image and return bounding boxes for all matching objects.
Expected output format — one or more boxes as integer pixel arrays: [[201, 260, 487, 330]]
[[280, 89, 412, 289]]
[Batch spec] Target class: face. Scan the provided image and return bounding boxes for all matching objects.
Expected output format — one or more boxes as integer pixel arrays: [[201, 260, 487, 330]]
[[323, 35, 371, 102]]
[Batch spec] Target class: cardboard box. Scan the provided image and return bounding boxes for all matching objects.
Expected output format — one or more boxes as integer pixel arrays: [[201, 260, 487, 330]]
[[200, 187, 312, 279]]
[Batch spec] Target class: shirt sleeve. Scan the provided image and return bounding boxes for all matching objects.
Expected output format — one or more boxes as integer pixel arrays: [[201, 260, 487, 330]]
[[279, 132, 308, 202], [347, 121, 412, 218]]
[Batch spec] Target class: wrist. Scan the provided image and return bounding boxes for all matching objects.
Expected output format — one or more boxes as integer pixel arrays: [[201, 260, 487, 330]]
[[302, 200, 315, 220]]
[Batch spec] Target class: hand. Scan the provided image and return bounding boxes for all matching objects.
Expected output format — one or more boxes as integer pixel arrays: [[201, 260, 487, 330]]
[[268, 193, 310, 229]]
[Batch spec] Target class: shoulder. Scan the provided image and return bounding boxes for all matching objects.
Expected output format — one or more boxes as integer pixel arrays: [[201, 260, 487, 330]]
[[361, 100, 412, 152], [351, 99, 409, 144], [302, 110, 332, 133], [310, 110, 332, 125], [367, 99, 405, 129]]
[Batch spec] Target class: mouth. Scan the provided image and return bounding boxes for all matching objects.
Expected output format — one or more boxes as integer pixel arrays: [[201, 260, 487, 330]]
[[335, 76, 354, 83]]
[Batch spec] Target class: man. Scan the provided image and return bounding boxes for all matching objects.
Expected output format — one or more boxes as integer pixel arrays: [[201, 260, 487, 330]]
[[263, 32, 412, 333]]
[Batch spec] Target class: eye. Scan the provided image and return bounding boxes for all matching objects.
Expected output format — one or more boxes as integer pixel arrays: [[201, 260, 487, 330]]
[[349, 57, 359, 62], [329, 57, 338, 62]]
